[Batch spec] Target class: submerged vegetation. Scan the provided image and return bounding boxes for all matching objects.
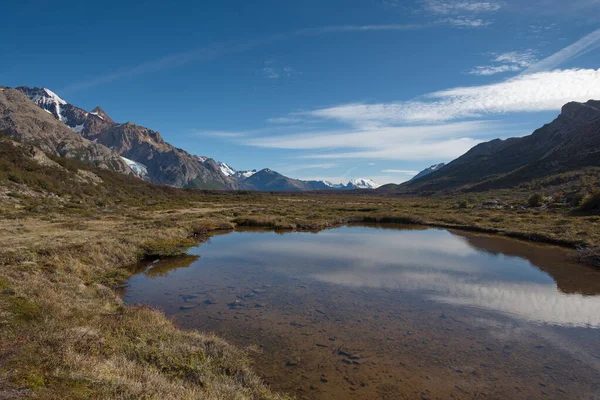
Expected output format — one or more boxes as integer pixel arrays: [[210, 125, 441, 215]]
[[1, 135, 599, 398]]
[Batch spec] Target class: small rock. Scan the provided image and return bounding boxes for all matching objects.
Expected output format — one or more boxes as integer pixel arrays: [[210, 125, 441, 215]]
[[204, 298, 217, 305], [285, 360, 299, 367], [227, 300, 246, 309], [179, 305, 195, 310]]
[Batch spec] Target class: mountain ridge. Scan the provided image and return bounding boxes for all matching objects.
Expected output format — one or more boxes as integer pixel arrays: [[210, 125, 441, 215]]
[[380, 99, 600, 193], [15, 86, 238, 189]]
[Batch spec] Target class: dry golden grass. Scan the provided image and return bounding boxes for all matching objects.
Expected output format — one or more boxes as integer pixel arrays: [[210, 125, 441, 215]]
[[1, 190, 599, 399]]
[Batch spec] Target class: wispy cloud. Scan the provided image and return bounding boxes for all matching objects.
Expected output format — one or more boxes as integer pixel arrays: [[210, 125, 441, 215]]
[[267, 117, 305, 124], [524, 28, 600, 74], [470, 50, 537, 75], [423, 0, 502, 14], [261, 61, 297, 79], [299, 138, 482, 161], [61, 24, 426, 93], [439, 17, 491, 27], [422, 0, 501, 27], [277, 163, 338, 173], [244, 121, 497, 149], [239, 121, 499, 161], [382, 169, 420, 175]]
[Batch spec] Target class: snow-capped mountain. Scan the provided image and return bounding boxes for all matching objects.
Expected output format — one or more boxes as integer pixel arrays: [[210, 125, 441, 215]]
[[23, 87, 67, 122], [323, 181, 345, 189], [235, 170, 257, 179], [16, 86, 239, 189], [217, 161, 236, 177], [17, 87, 114, 138], [346, 178, 380, 189], [411, 163, 446, 181]]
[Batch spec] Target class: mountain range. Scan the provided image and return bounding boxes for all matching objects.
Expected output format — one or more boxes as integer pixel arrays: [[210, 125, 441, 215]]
[[217, 161, 380, 191], [1, 86, 381, 191], [381, 100, 600, 193], [5, 85, 599, 195]]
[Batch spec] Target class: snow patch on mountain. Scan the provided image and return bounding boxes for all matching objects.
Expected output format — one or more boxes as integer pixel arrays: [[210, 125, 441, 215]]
[[32, 88, 67, 106], [120, 156, 148, 178], [89, 111, 104, 120], [239, 170, 257, 179], [347, 178, 380, 189], [217, 161, 236, 177], [412, 163, 446, 181], [323, 181, 345, 189], [70, 124, 85, 133]]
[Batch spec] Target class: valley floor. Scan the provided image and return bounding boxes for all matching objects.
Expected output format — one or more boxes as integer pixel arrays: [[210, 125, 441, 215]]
[[1, 191, 599, 399]]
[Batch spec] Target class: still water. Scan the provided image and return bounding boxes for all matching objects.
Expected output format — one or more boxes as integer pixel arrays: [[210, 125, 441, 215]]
[[123, 225, 600, 399]]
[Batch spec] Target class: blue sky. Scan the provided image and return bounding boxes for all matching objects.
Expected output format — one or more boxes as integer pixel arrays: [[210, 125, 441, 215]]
[[3, 0, 600, 184]]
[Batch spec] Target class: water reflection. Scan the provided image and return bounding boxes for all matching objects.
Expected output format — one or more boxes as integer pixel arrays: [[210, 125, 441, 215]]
[[208, 227, 600, 328], [124, 225, 600, 399]]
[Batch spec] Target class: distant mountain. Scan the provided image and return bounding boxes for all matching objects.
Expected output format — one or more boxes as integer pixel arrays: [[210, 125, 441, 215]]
[[15, 87, 237, 189], [0, 88, 132, 174], [411, 163, 446, 181], [239, 168, 314, 191], [346, 178, 380, 189], [216, 161, 381, 191], [382, 100, 600, 193]]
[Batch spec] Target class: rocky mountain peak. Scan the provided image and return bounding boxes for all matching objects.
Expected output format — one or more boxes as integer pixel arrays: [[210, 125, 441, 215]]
[[560, 100, 600, 125], [91, 106, 113, 123]]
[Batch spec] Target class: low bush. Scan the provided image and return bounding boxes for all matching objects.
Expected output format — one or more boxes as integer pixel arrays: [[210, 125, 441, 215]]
[[578, 191, 600, 213], [528, 193, 544, 207]]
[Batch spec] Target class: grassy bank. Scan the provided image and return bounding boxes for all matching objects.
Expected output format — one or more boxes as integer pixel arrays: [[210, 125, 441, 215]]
[[1, 140, 599, 398]]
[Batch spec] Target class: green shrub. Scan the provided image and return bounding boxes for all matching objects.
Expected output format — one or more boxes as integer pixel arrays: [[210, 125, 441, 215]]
[[578, 190, 600, 213], [528, 193, 544, 207], [458, 199, 469, 209]]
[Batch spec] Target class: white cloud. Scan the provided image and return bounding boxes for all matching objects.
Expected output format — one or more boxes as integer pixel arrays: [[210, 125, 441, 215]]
[[306, 68, 600, 124], [300, 138, 482, 160], [277, 163, 338, 173], [267, 117, 304, 124], [261, 61, 297, 79], [423, 0, 502, 14], [382, 169, 420, 175], [470, 50, 537, 76], [469, 64, 522, 76], [524, 28, 600, 74], [438, 17, 492, 27], [244, 121, 495, 149]]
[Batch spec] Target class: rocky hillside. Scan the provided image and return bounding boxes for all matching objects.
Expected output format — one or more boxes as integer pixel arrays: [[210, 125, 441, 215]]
[[0, 88, 132, 174], [383, 100, 600, 193], [15, 87, 238, 189]]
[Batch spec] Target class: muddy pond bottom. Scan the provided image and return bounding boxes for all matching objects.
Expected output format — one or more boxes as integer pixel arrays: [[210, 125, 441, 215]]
[[123, 225, 600, 399]]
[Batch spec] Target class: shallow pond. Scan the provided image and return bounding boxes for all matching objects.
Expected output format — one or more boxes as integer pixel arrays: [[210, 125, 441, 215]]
[[123, 225, 600, 399]]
